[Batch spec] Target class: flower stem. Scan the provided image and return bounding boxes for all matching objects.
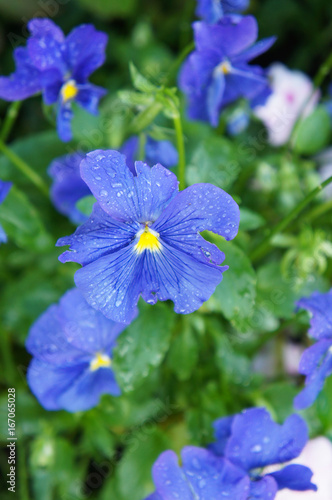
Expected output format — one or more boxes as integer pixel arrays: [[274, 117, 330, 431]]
[[173, 113, 186, 190], [250, 175, 332, 263], [304, 198, 332, 222], [0, 101, 22, 142], [0, 140, 49, 196]]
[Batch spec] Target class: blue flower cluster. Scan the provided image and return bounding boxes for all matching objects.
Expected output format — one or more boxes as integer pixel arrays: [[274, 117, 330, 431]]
[[0, 19, 107, 141], [179, 9, 275, 127], [26, 288, 125, 412], [294, 289, 332, 409], [56, 150, 240, 324], [144, 408, 316, 500], [0, 180, 11, 244]]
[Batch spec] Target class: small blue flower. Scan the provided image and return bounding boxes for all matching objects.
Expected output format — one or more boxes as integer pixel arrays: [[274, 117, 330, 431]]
[[120, 135, 178, 175], [0, 180, 12, 244], [226, 108, 250, 136], [144, 446, 250, 500], [294, 289, 332, 409], [179, 16, 276, 127], [48, 152, 89, 224], [196, 0, 250, 23], [26, 288, 126, 412], [210, 408, 317, 498], [56, 150, 240, 324], [0, 19, 107, 142]]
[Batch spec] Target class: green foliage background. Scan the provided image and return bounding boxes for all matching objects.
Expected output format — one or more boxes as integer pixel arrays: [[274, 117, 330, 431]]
[[0, 0, 332, 499]]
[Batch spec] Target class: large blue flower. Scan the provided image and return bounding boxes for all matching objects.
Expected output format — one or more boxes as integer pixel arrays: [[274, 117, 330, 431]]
[[209, 408, 317, 498], [179, 16, 275, 127], [144, 446, 250, 500], [26, 288, 125, 412], [196, 0, 250, 23], [56, 150, 240, 324], [0, 19, 107, 142], [0, 180, 12, 244], [294, 289, 332, 409]]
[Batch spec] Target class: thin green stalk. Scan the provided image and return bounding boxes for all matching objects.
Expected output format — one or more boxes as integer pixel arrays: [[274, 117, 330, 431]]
[[250, 175, 332, 263], [0, 101, 22, 142], [0, 330, 16, 385], [303, 198, 332, 223], [0, 140, 49, 196], [173, 113, 186, 190]]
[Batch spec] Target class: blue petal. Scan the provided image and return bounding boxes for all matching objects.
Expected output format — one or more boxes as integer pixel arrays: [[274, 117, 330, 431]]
[[224, 408, 308, 470], [0, 224, 7, 244], [297, 290, 332, 339], [222, 0, 249, 14], [181, 446, 250, 499], [268, 464, 317, 492], [79, 150, 179, 223], [57, 203, 138, 266], [76, 83, 107, 115], [64, 24, 108, 81], [209, 415, 234, 455], [297, 339, 332, 376], [27, 358, 86, 410], [144, 494, 162, 500], [196, 0, 224, 23], [120, 136, 139, 174], [222, 68, 268, 106], [48, 152, 90, 224], [207, 71, 225, 126], [28, 18, 64, 42], [0, 180, 12, 204], [249, 476, 278, 500], [56, 103, 74, 142], [294, 344, 332, 410], [151, 450, 195, 500], [41, 69, 63, 105], [232, 37, 277, 64], [0, 47, 42, 101], [27, 20, 66, 73], [145, 137, 178, 169]]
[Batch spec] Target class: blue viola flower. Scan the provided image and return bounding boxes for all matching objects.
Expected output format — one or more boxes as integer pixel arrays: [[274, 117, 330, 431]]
[[0, 180, 12, 244], [0, 19, 107, 142], [120, 135, 178, 175], [26, 288, 125, 412], [179, 16, 276, 127], [48, 152, 89, 225], [294, 289, 332, 409], [196, 0, 250, 23], [209, 408, 317, 499], [56, 150, 240, 324], [144, 446, 250, 500]]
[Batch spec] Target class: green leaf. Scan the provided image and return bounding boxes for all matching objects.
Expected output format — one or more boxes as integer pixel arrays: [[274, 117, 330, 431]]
[[204, 240, 256, 329], [74, 0, 138, 17], [0, 186, 52, 251], [75, 195, 96, 216], [293, 106, 331, 155], [129, 62, 158, 94], [187, 136, 241, 190], [167, 320, 199, 381], [113, 302, 176, 391], [261, 382, 298, 422], [239, 208, 266, 231], [118, 90, 154, 107]]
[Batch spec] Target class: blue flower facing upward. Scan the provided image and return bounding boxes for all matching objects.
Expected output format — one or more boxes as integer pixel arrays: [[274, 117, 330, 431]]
[[0, 19, 108, 142], [294, 289, 332, 409], [26, 288, 125, 412], [210, 408, 317, 499], [0, 180, 12, 244], [196, 0, 250, 23], [144, 446, 250, 500], [179, 16, 276, 127], [57, 150, 240, 324]]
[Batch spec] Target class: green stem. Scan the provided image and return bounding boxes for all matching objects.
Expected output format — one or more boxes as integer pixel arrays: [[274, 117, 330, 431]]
[[0, 101, 22, 142], [0, 329, 16, 385], [304, 198, 332, 222], [0, 140, 49, 196], [173, 113, 186, 190], [138, 132, 146, 161], [250, 175, 332, 263], [164, 41, 195, 86]]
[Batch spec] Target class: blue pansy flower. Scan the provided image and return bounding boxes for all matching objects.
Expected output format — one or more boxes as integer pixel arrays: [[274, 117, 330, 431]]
[[0, 180, 12, 244], [48, 152, 89, 224], [144, 446, 250, 500], [209, 408, 317, 498], [179, 16, 276, 127], [56, 150, 240, 324], [26, 288, 126, 412], [196, 0, 250, 23], [294, 289, 332, 409], [0, 19, 107, 142], [120, 135, 179, 175]]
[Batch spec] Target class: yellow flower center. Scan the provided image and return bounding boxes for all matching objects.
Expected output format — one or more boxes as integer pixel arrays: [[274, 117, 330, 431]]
[[90, 352, 112, 371], [217, 60, 232, 75], [135, 225, 161, 254], [61, 79, 78, 102]]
